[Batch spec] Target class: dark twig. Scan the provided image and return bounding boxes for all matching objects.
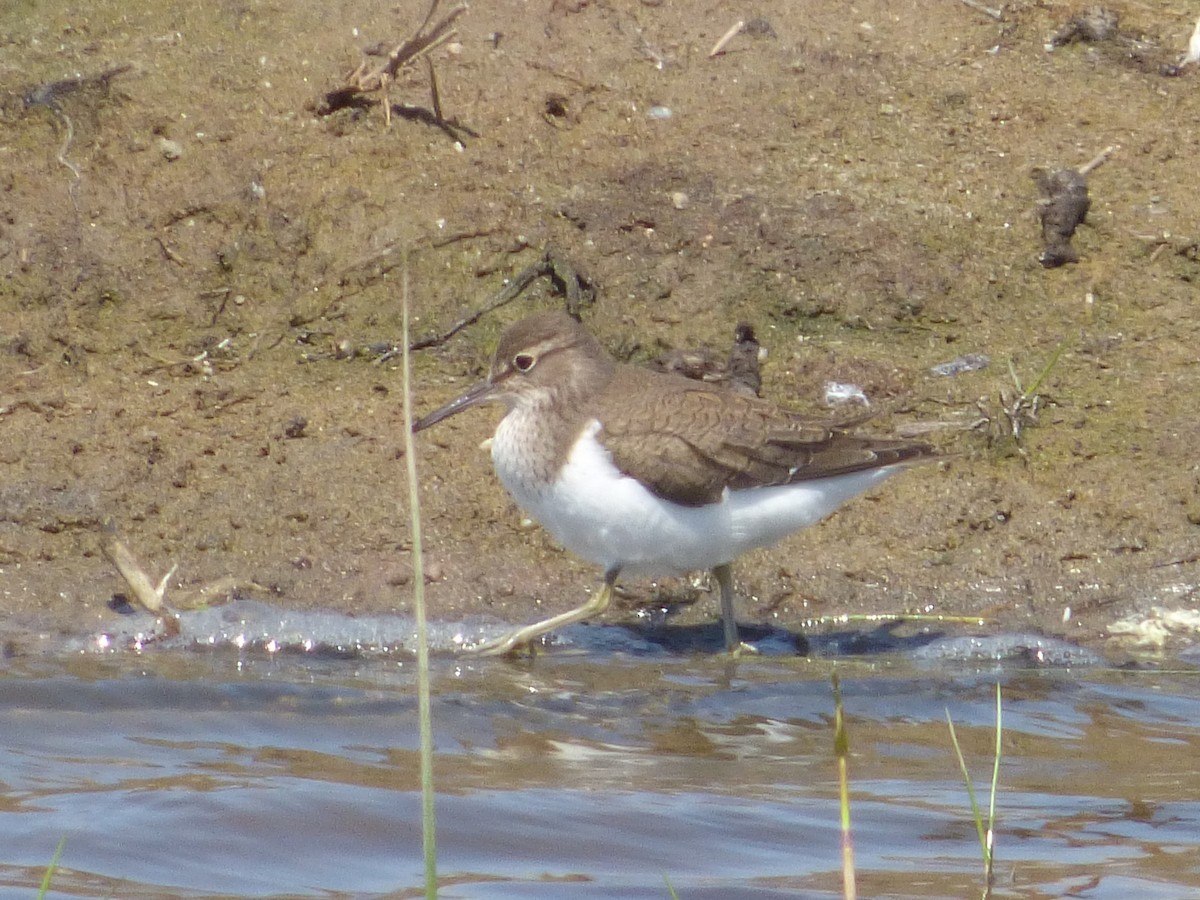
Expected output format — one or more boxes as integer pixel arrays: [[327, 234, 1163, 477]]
[[407, 246, 596, 352], [22, 63, 133, 111], [294, 245, 594, 364], [425, 56, 443, 122], [22, 64, 133, 209]]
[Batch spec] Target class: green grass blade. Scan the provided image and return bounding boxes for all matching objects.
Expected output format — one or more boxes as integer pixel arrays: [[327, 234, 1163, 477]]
[[401, 260, 438, 899], [832, 672, 856, 900], [36, 836, 66, 899], [947, 684, 1003, 895], [1021, 339, 1067, 399], [986, 683, 1002, 886], [946, 711, 988, 866]]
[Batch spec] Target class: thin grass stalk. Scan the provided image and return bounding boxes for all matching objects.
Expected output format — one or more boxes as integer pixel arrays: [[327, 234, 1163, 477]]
[[832, 672, 856, 900], [946, 712, 987, 865], [947, 685, 1003, 899], [1013, 338, 1067, 399], [401, 260, 438, 899], [36, 837, 66, 899], [985, 683, 1002, 890]]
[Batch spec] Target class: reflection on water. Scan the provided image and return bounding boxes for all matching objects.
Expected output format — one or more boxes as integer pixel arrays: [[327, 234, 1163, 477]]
[[1, 649, 1199, 899]]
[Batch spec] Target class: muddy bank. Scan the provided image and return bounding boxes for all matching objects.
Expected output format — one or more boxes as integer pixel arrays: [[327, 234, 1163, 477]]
[[1, 1, 1198, 657]]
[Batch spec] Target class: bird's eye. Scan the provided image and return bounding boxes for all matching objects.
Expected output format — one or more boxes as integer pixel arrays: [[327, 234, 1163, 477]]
[[513, 353, 536, 372]]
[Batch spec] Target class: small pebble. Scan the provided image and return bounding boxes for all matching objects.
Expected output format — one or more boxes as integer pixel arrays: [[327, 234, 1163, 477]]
[[283, 417, 308, 439], [670, 191, 689, 210], [742, 17, 777, 38], [824, 381, 869, 407], [158, 137, 183, 161], [647, 105, 672, 120], [386, 566, 413, 587], [931, 353, 990, 376]]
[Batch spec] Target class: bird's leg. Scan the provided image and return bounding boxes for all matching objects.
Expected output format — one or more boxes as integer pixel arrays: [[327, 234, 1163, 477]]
[[470, 569, 619, 657], [713, 563, 739, 651], [713, 563, 757, 655]]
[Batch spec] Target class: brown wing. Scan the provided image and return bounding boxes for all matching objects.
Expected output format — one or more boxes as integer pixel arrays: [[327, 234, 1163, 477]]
[[594, 367, 933, 507]]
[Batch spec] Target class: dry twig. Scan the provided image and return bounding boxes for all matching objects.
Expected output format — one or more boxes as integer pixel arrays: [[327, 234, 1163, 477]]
[[709, 20, 744, 57], [1078, 144, 1116, 176], [101, 520, 266, 626], [317, 0, 472, 141], [956, 0, 1003, 21]]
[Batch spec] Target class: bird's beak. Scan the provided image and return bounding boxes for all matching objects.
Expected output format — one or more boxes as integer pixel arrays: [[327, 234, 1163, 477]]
[[412, 378, 497, 433]]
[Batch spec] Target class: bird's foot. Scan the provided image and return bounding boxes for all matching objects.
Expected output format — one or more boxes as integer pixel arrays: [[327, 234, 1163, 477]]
[[468, 627, 542, 658], [466, 580, 616, 658], [727, 640, 760, 658]]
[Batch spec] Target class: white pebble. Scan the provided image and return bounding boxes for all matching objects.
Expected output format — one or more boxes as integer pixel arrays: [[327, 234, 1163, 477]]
[[823, 381, 869, 407], [157, 137, 182, 161]]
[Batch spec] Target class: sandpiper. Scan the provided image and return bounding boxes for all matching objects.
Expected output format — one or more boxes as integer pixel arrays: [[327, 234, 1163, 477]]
[[413, 311, 936, 655]]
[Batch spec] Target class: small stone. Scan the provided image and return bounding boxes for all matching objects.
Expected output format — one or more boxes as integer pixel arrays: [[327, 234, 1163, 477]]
[[1049, 6, 1118, 47], [1036, 168, 1090, 268], [742, 18, 777, 39], [157, 137, 183, 161], [386, 565, 413, 587], [670, 191, 689, 210], [931, 353, 990, 377], [824, 381, 870, 407]]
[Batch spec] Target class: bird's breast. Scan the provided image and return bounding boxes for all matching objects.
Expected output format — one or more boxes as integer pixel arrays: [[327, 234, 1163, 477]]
[[491, 419, 739, 575]]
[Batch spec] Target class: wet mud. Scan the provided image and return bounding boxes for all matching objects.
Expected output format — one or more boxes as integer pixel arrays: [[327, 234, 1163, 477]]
[[2, 1, 1199, 658]]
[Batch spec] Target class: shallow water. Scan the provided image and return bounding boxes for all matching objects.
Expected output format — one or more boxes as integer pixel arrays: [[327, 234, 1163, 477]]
[[2, 637, 1200, 900]]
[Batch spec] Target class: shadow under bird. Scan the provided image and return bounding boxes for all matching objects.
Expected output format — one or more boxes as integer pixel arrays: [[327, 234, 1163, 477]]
[[413, 311, 936, 655]]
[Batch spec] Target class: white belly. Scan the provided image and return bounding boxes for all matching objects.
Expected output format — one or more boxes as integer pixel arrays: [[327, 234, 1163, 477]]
[[491, 417, 900, 578]]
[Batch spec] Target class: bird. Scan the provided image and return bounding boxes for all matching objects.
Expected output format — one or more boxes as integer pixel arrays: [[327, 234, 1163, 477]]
[[412, 310, 936, 655]]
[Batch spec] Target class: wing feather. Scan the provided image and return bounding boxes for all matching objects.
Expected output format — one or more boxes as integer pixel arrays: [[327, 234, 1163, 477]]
[[594, 368, 932, 507]]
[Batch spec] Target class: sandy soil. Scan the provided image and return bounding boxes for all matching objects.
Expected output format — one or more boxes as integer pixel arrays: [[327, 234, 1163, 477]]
[[2, 0, 1198, 657]]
